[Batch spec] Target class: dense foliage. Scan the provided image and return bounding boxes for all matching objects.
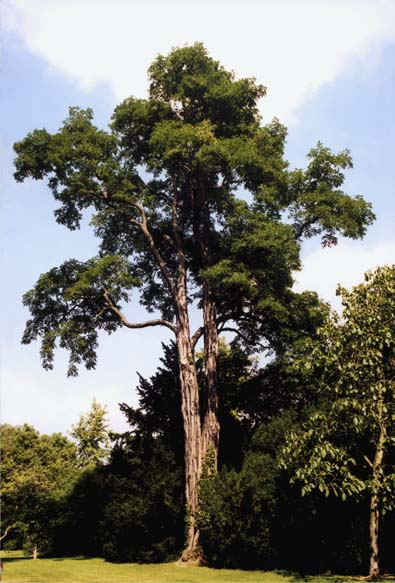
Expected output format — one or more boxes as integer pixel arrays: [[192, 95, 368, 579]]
[[0, 424, 80, 555], [3, 279, 395, 572], [281, 265, 395, 578]]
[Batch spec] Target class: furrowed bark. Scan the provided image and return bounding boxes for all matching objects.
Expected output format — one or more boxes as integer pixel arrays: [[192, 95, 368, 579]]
[[201, 281, 220, 467], [171, 179, 203, 560], [176, 308, 202, 561], [193, 187, 221, 468]]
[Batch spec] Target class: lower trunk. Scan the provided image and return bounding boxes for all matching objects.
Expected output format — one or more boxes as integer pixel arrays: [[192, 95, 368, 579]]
[[201, 284, 220, 468], [177, 322, 202, 561], [369, 495, 380, 579], [368, 392, 386, 579], [32, 545, 38, 560]]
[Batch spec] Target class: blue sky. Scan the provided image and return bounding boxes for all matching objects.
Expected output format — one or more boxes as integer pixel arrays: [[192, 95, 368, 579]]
[[1, 0, 394, 435]]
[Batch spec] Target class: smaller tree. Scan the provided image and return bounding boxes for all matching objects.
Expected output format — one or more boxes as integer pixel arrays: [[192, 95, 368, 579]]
[[70, 399, 111, 467], [281, 265, 395, 579], [0, 424, 80, 557]]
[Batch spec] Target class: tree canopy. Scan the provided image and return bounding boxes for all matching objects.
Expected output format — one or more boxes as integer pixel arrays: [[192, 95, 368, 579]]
[[15, 42, 374, 371]]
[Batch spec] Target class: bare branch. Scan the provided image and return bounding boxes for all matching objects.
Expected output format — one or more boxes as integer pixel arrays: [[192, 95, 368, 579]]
[[92, 306, 109, 325], [80, 190, 178, 303], [220, 326, 253, 346], [131, 202, 147, 226], [191, 326, 204, 349], [0, 524, 16, 542], [129, 203, 178, 301], [103, 290, 176, 334], [217, 318, 230, 331]]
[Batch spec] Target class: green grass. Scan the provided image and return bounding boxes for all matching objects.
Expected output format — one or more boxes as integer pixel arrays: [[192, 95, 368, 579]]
[[0, 552, 393, 583], [0, 553, 290, 583]]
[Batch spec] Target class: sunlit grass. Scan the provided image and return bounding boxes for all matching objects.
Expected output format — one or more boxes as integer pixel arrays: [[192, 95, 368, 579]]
[[0, 553, 291, 583], [1, 552, 394, 583]]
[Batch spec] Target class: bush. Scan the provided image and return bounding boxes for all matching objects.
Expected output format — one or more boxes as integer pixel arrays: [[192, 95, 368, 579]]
[[197, 417, 287, 568], [99, 436, 185, 562]]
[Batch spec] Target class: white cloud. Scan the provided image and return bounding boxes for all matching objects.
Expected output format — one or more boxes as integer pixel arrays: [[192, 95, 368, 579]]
[[294, 239, 395, 310], [4, 0, 395, 124], [0, 366, 135, 435]]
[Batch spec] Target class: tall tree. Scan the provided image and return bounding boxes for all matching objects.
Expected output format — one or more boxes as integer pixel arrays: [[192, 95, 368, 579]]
[[281, 265, 395, 579], [14, 43, 374, 559]]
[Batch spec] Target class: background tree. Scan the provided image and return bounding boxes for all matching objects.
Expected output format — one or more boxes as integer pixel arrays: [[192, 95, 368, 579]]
[[14, 42, 374, 558], [0, 424, 80, 557], [281, 265, 395, 579], [65, 345, 186, 561], [70, 398, 111, 467]]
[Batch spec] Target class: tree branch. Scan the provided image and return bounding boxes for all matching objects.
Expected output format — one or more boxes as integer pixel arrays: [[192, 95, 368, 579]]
[[81, 190, 178, 304], [130, 203, 178, 301], [0, 524, 16, 542], [220, 326, 253, 346], [217, 317, 230, 331], [103, 290, 176, 333], [130, 201, 147, 226], [293, 216, 319, 241], [170, 175, 190, 319], [163, 233, 177, 250], [191, 326, 204, 349], [171, 176, 183, 252]]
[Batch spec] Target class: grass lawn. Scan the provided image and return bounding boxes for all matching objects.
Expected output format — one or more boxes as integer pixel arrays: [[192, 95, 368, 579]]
[[1, 552, 394, 583]]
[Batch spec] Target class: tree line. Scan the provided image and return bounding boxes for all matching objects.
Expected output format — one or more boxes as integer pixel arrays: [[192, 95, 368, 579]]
[[9, 43, 394, 578], [2, 274, 395, 576]]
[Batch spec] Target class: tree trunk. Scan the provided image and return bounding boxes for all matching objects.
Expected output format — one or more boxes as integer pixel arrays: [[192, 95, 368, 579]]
[[32, 545, 38, 560], [176, 302, 202, 561], [368, 392, 386, 579], [163, 181, 204, 561], [369, 494, 380, 579], [175, 183, 221, 559], [201, 282, 220, 468], [192, 188, 221, 469]]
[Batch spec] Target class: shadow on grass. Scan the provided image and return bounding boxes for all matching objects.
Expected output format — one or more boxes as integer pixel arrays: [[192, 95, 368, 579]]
[[50, 556, 91, 561], [274, 569, 352, 582], [276, 571, 395, 583], [2, 557, 31, 563], [3, 555, 91, 563], [273, 569, 308, 582]]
